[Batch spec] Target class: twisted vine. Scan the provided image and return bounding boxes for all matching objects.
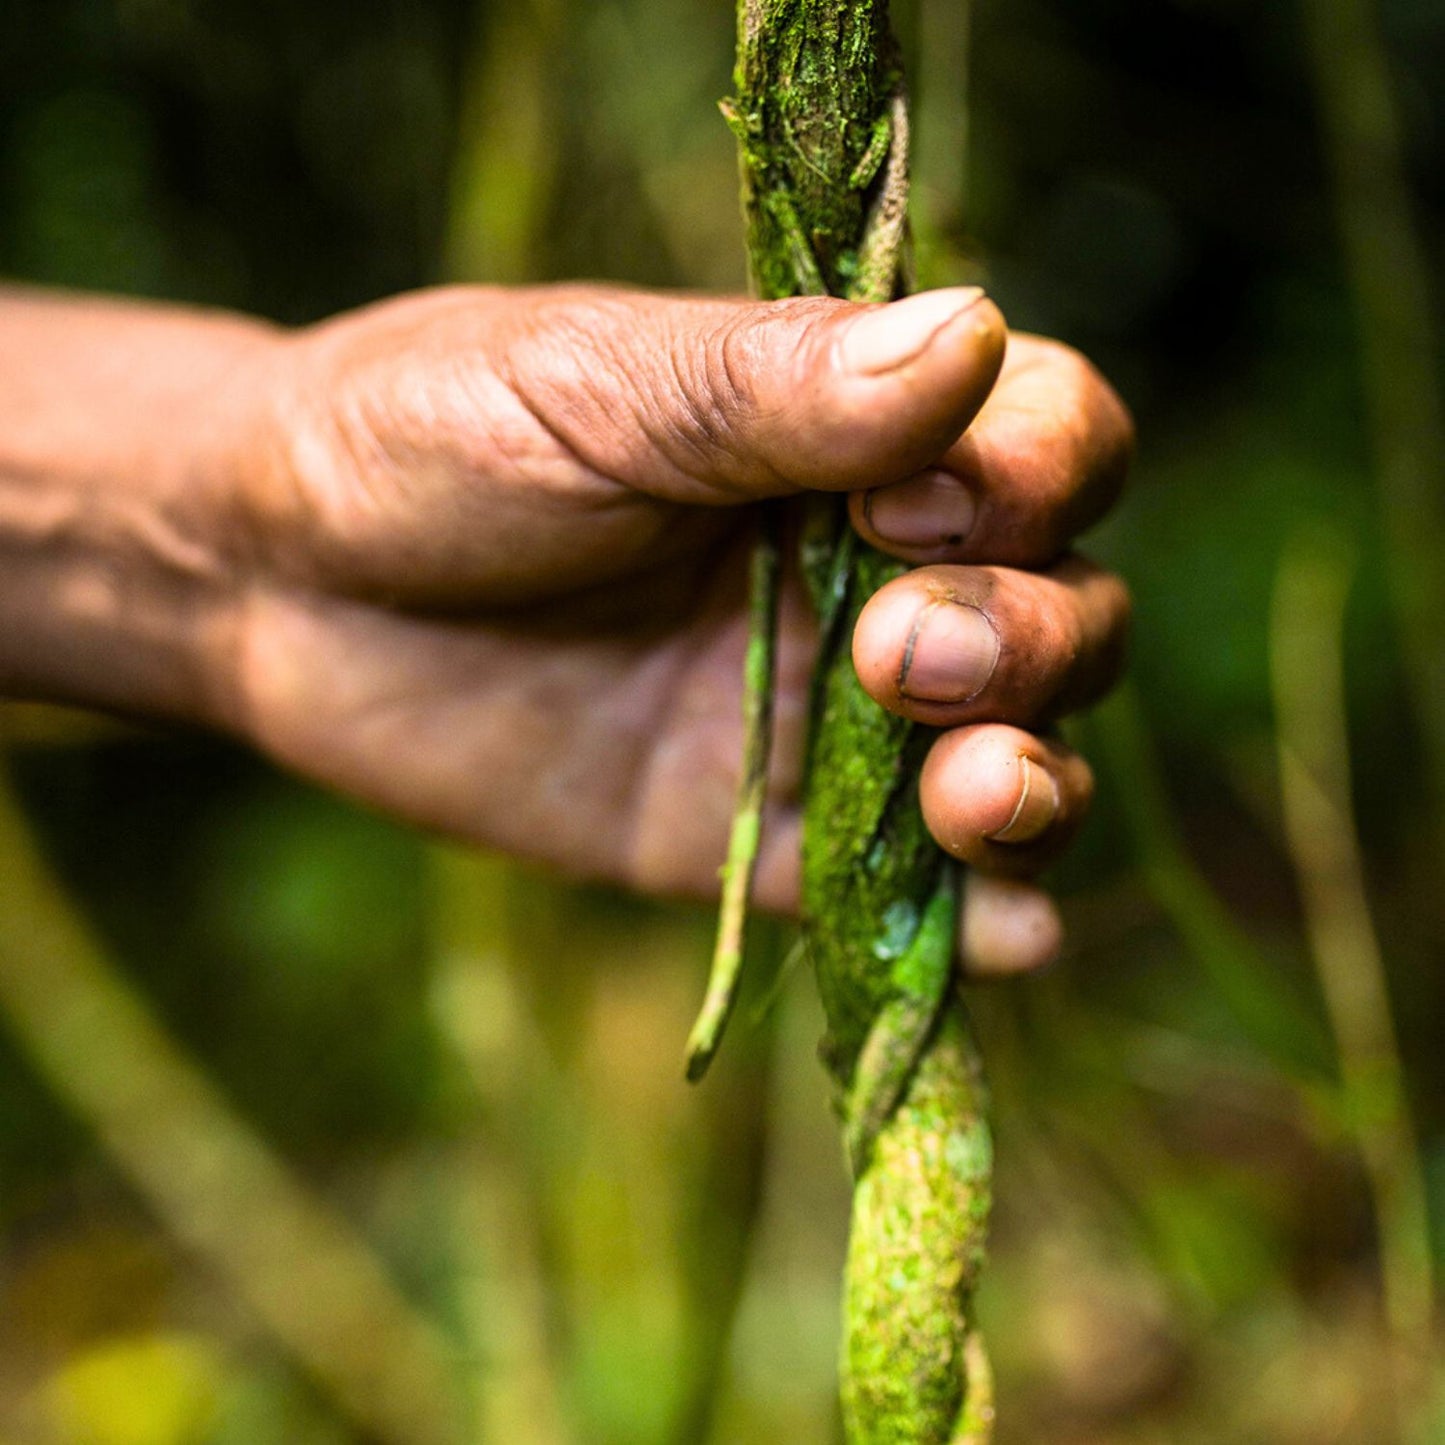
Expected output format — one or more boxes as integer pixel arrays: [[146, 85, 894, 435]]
[[688, 2, 995, 1440]]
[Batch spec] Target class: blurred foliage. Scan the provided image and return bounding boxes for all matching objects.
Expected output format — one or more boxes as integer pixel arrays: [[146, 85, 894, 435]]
[[2, 0, 1445, 1441]]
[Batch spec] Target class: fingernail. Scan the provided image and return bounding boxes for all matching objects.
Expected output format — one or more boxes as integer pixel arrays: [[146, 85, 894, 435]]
[[865, 469, 978, 549], [842, 287, 986, 376], [986, 755, 1061, 844], [898, 599, 999, 703]]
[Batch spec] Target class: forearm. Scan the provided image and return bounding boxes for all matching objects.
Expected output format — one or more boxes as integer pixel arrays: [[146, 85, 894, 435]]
[[0, 288, 279, 727]]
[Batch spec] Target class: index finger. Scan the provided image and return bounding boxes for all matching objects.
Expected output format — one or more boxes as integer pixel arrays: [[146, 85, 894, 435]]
[[849, 334, 1134, 568]]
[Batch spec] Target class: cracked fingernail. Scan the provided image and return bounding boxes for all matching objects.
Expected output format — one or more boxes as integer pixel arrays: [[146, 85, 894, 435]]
[[898, 599, 999, 703], [841, 287, 986, 376], [865, 469, 978, 549], [986, 755, 1061, 844]]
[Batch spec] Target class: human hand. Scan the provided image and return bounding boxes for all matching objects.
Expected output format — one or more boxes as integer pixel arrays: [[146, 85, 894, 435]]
[[210, 284, 1130, 975]]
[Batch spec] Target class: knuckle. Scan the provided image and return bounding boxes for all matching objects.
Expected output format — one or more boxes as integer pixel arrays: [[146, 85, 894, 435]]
[[710, 307, 768, 428], [1024, 334, 1098, 403], [1091, 570, 1134, 680], [1035, 344, 1133, 519], [660, 300, 798, 491], [1044, 560, 1132, 709], [1105, 570, 1135, 633], [663, 317, 734, 459]]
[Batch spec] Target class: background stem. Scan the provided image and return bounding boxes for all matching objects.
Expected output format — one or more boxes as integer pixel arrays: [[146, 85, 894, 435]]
[[1270, 528, 1436, 1399], [0, 746, 464, 1445]]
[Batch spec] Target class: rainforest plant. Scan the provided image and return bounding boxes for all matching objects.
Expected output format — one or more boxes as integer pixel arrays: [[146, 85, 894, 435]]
[[686, 2, 995, 1439]]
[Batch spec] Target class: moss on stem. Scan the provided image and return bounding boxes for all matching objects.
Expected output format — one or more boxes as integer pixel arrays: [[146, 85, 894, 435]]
[[726, 2, 995, 1438]]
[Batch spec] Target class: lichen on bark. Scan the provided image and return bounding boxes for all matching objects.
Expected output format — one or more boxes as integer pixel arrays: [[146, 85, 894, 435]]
[[727, 1, 996, 1439]]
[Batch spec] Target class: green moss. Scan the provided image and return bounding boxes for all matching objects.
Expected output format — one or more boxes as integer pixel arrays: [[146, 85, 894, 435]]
[[733, 0, 899, 300], [843, 1016, 991, 1441]]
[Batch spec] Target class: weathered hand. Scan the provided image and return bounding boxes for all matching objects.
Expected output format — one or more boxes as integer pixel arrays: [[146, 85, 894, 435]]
[[219, 284, 1132, 974]]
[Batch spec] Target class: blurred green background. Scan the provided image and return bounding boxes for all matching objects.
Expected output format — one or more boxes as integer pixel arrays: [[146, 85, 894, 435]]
[[2, 0, 1444, 1441]]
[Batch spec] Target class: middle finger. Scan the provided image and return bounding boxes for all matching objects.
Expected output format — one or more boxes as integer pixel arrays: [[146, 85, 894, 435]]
[[851, 555, 1131, 730]]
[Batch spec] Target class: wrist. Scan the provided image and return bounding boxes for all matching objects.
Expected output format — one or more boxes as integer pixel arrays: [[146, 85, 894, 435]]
[[0, 291, 284, 731]]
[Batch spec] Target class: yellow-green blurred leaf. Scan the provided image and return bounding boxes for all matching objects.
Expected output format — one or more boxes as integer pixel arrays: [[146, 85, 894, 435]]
[[39, 1333, 224, 1445]]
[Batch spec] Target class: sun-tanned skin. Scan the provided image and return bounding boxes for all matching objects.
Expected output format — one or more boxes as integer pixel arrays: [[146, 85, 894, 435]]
[[0, 283, 1132, 975]]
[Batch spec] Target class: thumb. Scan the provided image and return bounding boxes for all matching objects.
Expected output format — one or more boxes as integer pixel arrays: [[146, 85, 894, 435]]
[[495, 285, 1007, 506]]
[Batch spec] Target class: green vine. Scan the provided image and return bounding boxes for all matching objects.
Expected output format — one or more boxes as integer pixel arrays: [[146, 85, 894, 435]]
[[688, 1, 995, 1439]]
